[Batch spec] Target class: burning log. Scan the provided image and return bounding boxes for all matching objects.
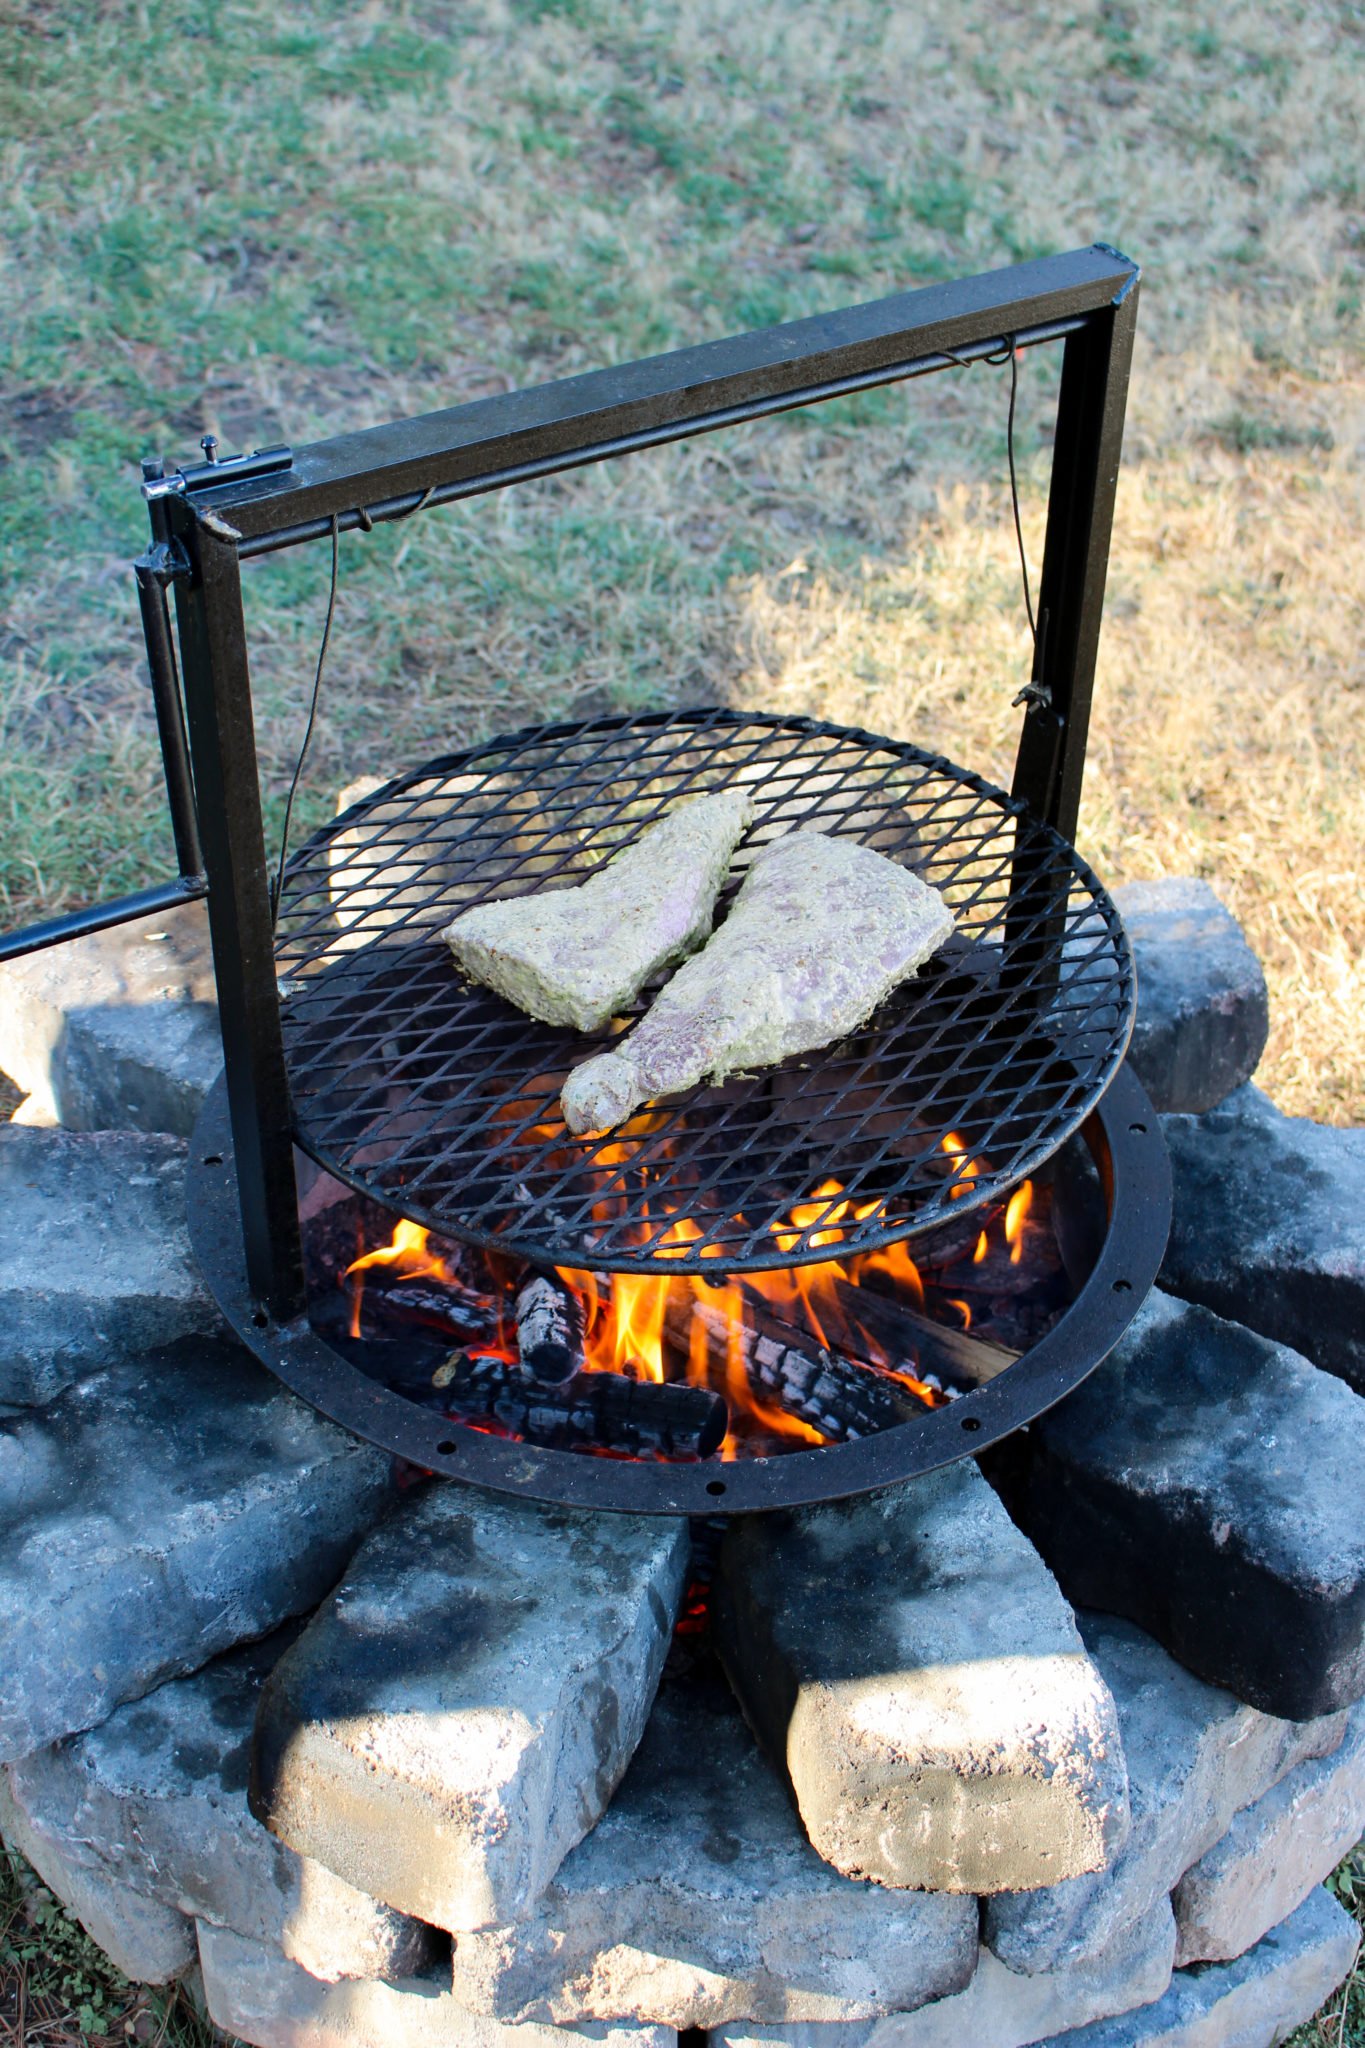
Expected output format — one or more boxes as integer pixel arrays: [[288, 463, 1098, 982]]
[[358, 1272, 504, 1346], [829, 1277, 1018, 1389], [434, 1352, 729, 1460], [665, 1297, 934, 1442], [515, 1274, 587, 1385]]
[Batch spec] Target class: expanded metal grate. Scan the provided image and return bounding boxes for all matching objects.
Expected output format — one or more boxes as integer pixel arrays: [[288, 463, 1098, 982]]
[[275, 709, 1134, 1273]]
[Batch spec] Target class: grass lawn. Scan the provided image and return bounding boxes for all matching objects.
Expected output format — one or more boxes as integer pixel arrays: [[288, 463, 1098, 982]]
[[1, 1841, 226, 2047], [2, 0, 1363, 1119], [0, 0, 1362, 2039]]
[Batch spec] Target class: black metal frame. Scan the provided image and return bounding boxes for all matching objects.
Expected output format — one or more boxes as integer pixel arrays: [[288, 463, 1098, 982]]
[[2, 244, 1141, 1331]]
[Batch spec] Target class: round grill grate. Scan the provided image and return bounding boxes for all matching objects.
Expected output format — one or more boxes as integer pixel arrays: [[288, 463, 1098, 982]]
[[275, 709, 1134, 1273]]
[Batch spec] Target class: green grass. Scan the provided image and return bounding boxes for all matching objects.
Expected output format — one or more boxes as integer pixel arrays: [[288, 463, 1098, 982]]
[[3, 0, 1363, 1118], [1, 1841, 226, 2046]]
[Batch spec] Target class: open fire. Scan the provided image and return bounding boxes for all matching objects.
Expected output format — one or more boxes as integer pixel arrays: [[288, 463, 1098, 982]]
[[303, 1133, 1068, 1465]]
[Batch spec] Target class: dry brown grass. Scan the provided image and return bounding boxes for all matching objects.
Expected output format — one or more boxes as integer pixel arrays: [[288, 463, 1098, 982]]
[[733, 393, 1365, 1122]]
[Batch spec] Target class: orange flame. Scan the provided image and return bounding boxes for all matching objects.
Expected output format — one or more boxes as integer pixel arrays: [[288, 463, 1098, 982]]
[[340, 1130, 1039, 1459], [942, 1130, 982, 1199], [1005, 1181, 1034, 1265], [345, 1220, 462, 1338]]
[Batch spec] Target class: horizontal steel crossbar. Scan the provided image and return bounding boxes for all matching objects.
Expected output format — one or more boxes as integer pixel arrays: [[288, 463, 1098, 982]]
[[154, 246, 1138, 557]]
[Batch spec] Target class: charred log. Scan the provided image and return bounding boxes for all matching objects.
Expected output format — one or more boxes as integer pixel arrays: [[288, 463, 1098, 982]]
[[665, 1297, 936, 1442], [829, 1277, 1018, 1388], [515, 1273, 587, 1384], [356, 1272, 505, 1346], [435, 1351, 728, 1460]]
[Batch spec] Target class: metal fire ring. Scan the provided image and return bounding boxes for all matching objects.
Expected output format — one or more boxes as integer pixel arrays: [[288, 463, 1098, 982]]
[[274, 709, 1136, 1275], [187, 1059, 1171, 1516]]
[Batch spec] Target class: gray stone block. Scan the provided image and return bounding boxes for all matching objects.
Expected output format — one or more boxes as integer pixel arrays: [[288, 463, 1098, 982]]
[[1033, 1884, 1360, 2046], [984, 1615, 1347, 1977], [8, 1629, 435, 1984], [1001, 1285, 1365, 1719], [1161, 1083, 1365, 1394], [711, 1463, 1130, 1895], [197, 1921, 672, 2048], [0, 1124, 221, 1405], [707, 1902, 1175, 2048], [0, 1336, 394, 1761], [450, 1657, 977, 2027], [251, 1483, 689, 1932], [1111, 878, 1268, 1115], [0, 900, 220, 1135], [0, 1766, 194, 1985], [1172, 1697, 1365, 1965]]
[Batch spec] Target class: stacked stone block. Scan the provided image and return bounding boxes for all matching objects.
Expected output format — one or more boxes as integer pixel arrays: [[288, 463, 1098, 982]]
[[0, 876, 1361, 2048]]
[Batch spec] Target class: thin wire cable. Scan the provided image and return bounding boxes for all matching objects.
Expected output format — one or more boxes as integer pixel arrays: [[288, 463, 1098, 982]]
[[271, 513, 339, 929], [270, 485, 440, 929], [941, 338, 1036, 649]]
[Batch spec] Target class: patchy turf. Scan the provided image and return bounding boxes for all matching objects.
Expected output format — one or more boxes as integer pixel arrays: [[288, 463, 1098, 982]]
[[0, 0, 1362, 1128], [0, 1841, 228, 2047], [1288, 1840, 1365, 2047]]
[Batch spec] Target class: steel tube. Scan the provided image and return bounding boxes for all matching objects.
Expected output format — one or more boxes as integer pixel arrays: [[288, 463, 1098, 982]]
[[1010, 274, 1141, 839], [170, 506, 305, 1319], [0, 875, 209, 965], [135, 557, 206, 879], [231, 314, 1094, 561], [159, 247, 1137, 553]]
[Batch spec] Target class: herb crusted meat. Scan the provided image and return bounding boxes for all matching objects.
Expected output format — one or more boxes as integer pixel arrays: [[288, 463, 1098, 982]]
[[441, 787, 754, 1034], [559, 829, 955, 1134]]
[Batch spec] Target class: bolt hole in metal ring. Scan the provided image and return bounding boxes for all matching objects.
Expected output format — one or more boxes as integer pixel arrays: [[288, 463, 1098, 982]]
[[273, 708, 1136, 1275]]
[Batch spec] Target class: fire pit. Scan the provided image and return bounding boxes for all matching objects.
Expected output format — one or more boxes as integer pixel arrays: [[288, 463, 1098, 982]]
[[5, 245, 1364, 2048], [6, 242, 1171, 1514]]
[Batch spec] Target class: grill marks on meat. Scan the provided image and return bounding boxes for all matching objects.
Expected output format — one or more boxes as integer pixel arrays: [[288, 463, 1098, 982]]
[[560, 830, 955, 1135], [440, 788, 754, 1033]]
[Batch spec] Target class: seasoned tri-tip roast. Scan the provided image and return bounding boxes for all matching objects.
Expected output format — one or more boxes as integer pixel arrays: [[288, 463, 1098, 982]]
[[560, 830, 954, 1135], [440, 787, 754, 1033]]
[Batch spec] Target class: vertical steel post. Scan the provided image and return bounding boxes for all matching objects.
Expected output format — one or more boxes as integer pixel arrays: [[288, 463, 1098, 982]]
[[134, 558, 206, 883], [1010, 269, 1140, 838], [168, 500, 305, 1319]]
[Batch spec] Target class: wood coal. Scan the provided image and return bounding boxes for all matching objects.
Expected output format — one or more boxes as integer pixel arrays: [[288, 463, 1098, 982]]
[[432, 1351, 728, 1460], [829, 1278, 1017, 1387], [515, 1274, 587, 1384], [665, 1296, 932, 1442], [359, 1271, 505, 1346]]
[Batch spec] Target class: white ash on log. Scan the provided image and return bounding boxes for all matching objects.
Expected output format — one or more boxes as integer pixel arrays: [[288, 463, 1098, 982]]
[[357, 1271, 504, 1346], [664, 1297, 938, 1442], [434, 1351, 728, 1460], [515, 1273, 587, 1384]]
